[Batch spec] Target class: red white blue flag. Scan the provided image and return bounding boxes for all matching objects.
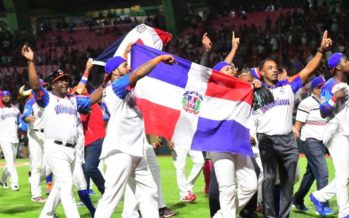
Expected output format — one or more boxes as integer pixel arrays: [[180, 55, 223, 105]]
[[132, 44, 254, 156]]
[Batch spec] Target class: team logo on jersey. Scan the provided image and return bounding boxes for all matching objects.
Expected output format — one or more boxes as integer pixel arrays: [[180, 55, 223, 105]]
[[182, 91, 203, 114], [54, 104, 77, 115], [136, 24, 147, 33]]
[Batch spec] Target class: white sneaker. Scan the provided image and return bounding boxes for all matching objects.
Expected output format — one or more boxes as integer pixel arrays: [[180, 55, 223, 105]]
[[0, 181, 8, 189], [77, 201, 85, 207], [11, 185, 19, 191]]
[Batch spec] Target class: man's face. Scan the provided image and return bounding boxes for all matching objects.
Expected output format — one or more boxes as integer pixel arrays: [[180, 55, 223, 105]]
[[261, 60, 279, 83], [2, 95, 10, 104], [239, 74, 253, 83], [51, 78, 69, 96], [337, 56, 349, 73], [221, 64, 238, 77]]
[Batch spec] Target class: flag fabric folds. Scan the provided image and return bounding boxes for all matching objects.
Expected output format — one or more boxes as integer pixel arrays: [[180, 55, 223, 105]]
[[93, 24, 172, 66], [131, 44, 254, 156]]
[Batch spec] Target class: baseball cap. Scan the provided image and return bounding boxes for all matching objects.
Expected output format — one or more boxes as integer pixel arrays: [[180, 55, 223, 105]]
[[47, 70, 71, 84], [328, 53, 344, 72], [1, 90, 11, 97], [310, 76, 326, 89], [213, 61, 230, 72], [105, 56, 126, 75]]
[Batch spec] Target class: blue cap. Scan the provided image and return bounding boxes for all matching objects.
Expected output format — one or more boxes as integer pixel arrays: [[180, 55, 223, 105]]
[[1, 90, 10, 97], [310, 76, 326, 89], [328, 53, 344, 72], [105, 56, 126, 75], [213, 61, 230, 72]]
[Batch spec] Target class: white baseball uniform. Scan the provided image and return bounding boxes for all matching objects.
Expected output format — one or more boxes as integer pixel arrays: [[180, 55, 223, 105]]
[[95, 74, 158, 218], [314, 79, 349, 217], [40, 115, 90, 215], [35, 87, 91, 218], [122, 142, 168, 218], [0, 105, 20, 190], [23, 97, 49, 198], [171, 146, 204, 199]]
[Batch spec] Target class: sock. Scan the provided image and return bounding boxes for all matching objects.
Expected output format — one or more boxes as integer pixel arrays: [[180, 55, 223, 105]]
[[78, 189, 96, 217], [46, 174, 53, 183]]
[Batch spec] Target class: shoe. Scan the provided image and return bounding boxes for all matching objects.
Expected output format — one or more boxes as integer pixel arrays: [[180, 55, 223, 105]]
[[323, 206, 334, 215], [292, 202, 309, 212], [159, 207, 176, 218], [12, 185, 19, 191], [310, 194, 326, 216], [77, 201, 85, 207], [189, 191, 197, 201], [88, 189, 95, 195], [0, 181, 8, 189], [180, 194, 196, 202], [32, 196, 46, 203], [46, 182, 52, 195]]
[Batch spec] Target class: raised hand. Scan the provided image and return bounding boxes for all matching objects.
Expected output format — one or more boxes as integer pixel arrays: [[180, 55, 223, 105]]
[[319, 30, 333, 52], [232, 31, 240, 50], [21, 45, 34, 61], [85, 58, 94, 71], [202, 32, 212, 51]]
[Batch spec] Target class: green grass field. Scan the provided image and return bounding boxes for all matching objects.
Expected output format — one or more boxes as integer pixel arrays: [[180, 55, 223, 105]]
[[0, 156, 338, 218]]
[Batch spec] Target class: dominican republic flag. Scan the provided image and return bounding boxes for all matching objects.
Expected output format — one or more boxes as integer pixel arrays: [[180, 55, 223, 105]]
[[132, 44, 254, 156], [93, 24, 172, 66]]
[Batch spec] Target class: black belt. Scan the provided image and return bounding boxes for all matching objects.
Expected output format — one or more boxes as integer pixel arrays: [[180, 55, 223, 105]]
[[54, 140, 76, 148], [33, 129, 44, 133]]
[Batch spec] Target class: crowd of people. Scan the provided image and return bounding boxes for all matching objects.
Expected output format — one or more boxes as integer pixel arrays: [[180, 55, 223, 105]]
[[0, 2, 349, 218]]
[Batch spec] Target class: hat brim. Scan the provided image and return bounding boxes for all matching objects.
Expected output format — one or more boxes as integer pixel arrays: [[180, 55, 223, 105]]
[[51, 74, 72, 84]]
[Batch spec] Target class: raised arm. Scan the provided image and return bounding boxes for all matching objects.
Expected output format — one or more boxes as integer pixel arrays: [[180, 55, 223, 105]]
[[129, 54, 175, 87], [89, 74, 111, 105], [298, 31, 333, 83], [75, 58, 93, 95], [21, 45, 40, 91], [200, 33, 212, 67], [224, 31, 240, 64]]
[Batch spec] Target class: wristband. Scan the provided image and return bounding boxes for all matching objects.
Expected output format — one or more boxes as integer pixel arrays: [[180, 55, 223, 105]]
[[317, 48, 324, 53], [28, 60, 35, 64]]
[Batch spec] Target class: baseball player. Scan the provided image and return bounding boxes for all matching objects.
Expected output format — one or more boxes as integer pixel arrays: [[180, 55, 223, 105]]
[[309, 52, 349, 218], [0, 90, 20, 191], [255, 31, 332, 218], [95, 52, 175, 218], [22, 80, 50, 202], [292, 76, 333, 213], [21, 45, 106, 218], [122, 137, 176, 218], [39, 114, 96, 217]]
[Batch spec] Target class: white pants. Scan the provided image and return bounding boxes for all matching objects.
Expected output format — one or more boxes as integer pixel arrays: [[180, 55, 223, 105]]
[[211, 152, 258, 218], [0, 141, 18, 188], [95, 152, 159, 218], [253, 146, 263, 204], [312, 180, 336, 202], [41, 160, 87, 217], [321, 135, 349, 217], [40, 143, 79, 218], [28, 130, 46, 197], [122, 144, 167, 218], [171, 146, 204, 198]]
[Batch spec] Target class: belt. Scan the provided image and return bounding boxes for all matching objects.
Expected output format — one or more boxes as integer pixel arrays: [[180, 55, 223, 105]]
[[54, 140, 76, 148], [33, 129, 44, 133]]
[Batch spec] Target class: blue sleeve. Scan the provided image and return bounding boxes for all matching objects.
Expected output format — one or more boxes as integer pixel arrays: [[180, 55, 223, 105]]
[[76, 96, 91, 114], [22, 99, 34, 122], [112, 74, 130, 99], [100, 102, 110, 122], [319, 80, 336, 118], [18, 115, 28, 132], [289, 76, 303, 93], [33, 87, 49, 108]]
